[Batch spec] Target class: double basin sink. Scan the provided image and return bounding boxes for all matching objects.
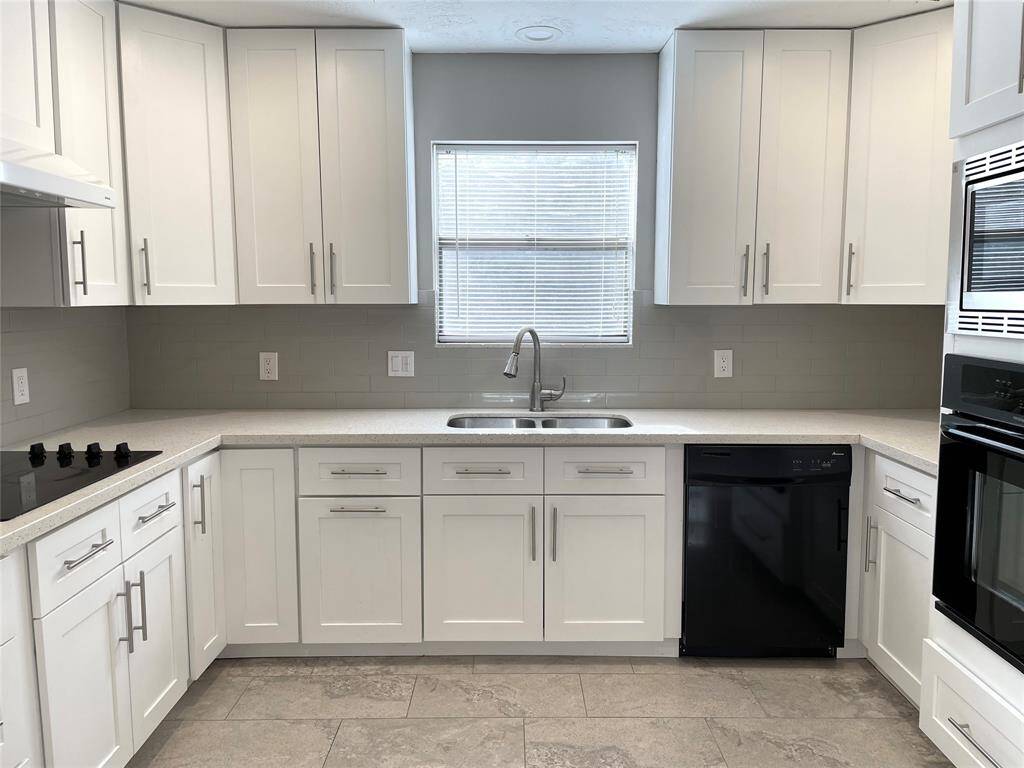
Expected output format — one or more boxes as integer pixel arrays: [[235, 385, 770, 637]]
[[447, 414, 633, 429]]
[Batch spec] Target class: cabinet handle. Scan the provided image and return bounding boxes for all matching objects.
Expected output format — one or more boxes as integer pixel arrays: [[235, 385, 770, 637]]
[[551, 506, 558, 562], [330, 506, 386, 513], [741, 244, 750, 297], [73, 230, 88, 295], [530, 505, 537, 562], [762, 242, 770, 295], [455, 467, 512, 475], [948, 718, 1004, 768], [141, 238, 152, 296], [845, 243, 855, 296], [134, 570, 148, 642], [330, 468, 387, 476], [63, 538, 115, 570], [882, 486, 920, 505], [577, 466, 634, 475], [329, 242, 337, 296], [117, 579, 135, 654], [138, 501, 175, 525], [192, 475, 207, 534], [863, 515, 878, 572], [309, 243, 316, 295]]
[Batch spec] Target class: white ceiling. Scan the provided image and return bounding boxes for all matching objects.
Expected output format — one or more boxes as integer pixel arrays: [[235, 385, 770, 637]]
[[130, 0, 951, 53]]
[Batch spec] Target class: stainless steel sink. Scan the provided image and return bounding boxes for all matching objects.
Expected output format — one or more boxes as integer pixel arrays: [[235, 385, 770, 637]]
[[446, 416, 537, 429], [539, 416, 633, 429], [446, 414, 632, 429]]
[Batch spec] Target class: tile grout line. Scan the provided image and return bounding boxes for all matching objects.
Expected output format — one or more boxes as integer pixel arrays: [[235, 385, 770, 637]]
[[703, 716, 731, 768], [578, 673, 590, 717], [220, 676, 258, 721], [321, 719, 344, 768]]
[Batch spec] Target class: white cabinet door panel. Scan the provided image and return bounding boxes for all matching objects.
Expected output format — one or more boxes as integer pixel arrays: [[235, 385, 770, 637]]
[[544, 496, 665, 641], [183, 453, 225, 678], [0, 633, 44, 768], [298, 497, 421, 643], [221, 449, 298, 644], [0, 0, 54, 153], [756, 30, 850, 304], [119, 5, 236, 305], [423, 496, 543, 641], [228, 29, 325, 304]]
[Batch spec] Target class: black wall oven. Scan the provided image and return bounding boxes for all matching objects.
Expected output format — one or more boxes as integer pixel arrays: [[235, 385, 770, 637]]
[[936, 355, 1024, 672]]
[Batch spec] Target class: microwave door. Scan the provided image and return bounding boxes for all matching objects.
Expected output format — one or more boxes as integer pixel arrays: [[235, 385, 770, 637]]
[[962, 170, 1024, 312]]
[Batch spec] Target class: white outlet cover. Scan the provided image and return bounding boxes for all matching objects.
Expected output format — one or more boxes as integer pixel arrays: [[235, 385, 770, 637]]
[[388, 351, 414, 377], [259, 352, 279, 381], [713, 349, 733, 379], [12, 367, 30, 404]]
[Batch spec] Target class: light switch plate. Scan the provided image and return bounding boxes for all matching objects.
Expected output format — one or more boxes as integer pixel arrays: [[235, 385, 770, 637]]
[[713, 349, 733, 378], [388, 351, 414, 377], [12, 367, 29, 404], [259, 352, 278, 381]]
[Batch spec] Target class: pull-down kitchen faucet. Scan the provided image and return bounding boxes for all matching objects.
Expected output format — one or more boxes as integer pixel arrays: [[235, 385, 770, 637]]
[[503, 327, 565, 412]]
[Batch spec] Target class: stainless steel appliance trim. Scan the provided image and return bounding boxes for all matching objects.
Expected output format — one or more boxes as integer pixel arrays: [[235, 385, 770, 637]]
[[142, 237, 151, 295], [577, 466, 634, 475], [741, 244, 750, 297], [883, 487, 921, 505], [454, 467, 512, 475], [947, 718, 1004, 768], [72, 229, 87, 295], [117, 580, 135, 654], [947, 427, 1024, 461], [63, 538, 115, 570], [138, 501, 175, 524], [192, 475, 207, 534]]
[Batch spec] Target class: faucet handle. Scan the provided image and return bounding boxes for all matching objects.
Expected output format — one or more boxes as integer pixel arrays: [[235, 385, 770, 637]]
[[542, 376, 566, 402]]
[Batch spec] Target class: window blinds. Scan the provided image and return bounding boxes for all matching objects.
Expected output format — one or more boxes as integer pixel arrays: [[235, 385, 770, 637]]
[[434, 143, 637, 344]]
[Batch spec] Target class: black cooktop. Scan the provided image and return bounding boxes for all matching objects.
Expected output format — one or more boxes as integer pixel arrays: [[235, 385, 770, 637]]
[[1, 443, 161, 522]]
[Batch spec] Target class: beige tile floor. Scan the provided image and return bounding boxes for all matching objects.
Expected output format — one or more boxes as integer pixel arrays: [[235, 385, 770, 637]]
[[127, 656, 953, 767]]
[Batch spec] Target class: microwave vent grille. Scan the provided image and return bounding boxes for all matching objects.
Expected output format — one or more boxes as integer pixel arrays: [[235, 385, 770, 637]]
[[963, 140, 1024, 181], [956, 311, 1024, 337]]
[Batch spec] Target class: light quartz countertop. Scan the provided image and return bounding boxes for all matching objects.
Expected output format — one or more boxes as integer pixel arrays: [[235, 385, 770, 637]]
[[0, 407, 940, 554]]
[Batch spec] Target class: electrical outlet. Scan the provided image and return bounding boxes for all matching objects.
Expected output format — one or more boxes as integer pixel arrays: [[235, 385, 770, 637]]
[[713, 349, 733, 379], [259, 352, 278, 381], [12, 367, 30, 404], [387, 351, 414, 377]]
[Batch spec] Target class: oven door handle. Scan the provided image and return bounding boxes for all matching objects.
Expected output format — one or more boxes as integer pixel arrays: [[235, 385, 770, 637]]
[[945, 427, 1024, 461]]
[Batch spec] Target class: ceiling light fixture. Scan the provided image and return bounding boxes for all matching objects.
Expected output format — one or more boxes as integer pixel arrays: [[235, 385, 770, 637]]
[[515, 25, 563, 44]]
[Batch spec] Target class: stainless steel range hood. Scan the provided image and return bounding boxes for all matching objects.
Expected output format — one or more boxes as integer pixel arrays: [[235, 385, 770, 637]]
[[1, 146, 116, 209]]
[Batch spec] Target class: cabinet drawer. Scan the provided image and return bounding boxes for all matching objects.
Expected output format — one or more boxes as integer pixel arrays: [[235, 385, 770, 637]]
[[28, 502, 123, 618], [920, 640, 1024, 768], [299, 448, 420, 495], [870, 453, 936, 535], [119, 471, 182, 559], [545, 447, 665, 494], [423, 448, 543, 495]]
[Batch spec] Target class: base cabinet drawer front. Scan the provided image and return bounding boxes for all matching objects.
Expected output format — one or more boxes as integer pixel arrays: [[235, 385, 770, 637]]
[[221, 449, 299, 644], [298, 447, 421, 495], [921, 640, 1024, 768], [423, 495, 543, 641], [34, 566, 133, 768], [298, 497, 421, 643], [423, 448, 543, 495], [544, 447, 666, 495], [1, 633, 44, 768], [28, 501, 123, 618], [544, 496, 665, 641], [862, 505, 934, 705], [183, 452, 226, 679], [123, 527, 189, 747], [869, 452, 937, 535], [118, 471, 182, 559]]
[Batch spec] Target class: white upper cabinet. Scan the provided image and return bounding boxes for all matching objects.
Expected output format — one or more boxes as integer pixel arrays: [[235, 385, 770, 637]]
[[843, 9, 953, 305], [316, 29, 417, 304], [0, 0, 54, 154], [228, 29, 325, 304], [755, 31, 850, 304], [950, 0, 1024, 136], [54, 0, 131, 306], [655, 30, 764, 305], [119, 5, 236, 305]]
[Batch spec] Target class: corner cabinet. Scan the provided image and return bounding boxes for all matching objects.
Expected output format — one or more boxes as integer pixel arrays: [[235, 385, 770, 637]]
[[119, 5, 237, 305], [842, 9, 953, 305], [949, 0, 1024, 137]]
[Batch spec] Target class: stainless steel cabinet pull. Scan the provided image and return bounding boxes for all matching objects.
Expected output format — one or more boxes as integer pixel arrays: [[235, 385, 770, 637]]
[[192, 475, 207, 534], [762, 242, 770, 295], [455, 467, 512, 476], [134, 570, 148, 642], [141, 238, 152, 296], [329, 242, 337, 296], [117, 580, 135, 654], [530, 505, 537, 562], [863, 516, 878, 572], [309, 243, 317, 295], [882, 486, 920, 505], [577, 466, 634, 475], [551, 506, 558, 562], [138, 501, 175, 524], [63, 538, 115, 570], [741, 244, 750, 297], [845, 243, 855, 296], [947, 718, 1004, 768], [330, 506, 386, 513], [73, 230, 88, 295], [330, 468, 387, 476]]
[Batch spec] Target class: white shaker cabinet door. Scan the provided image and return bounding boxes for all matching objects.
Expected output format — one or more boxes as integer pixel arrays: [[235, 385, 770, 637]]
[[221, 449, 298, 644], [755, 30, 850, 304], [0, 0, 54, 153], [123, 527, 189, 747], [655, 30, 763, 305], [34, 567, 133, 768], [423, 496, 543, 641], [54, 0, 131, 306], [298, 497, 422, 643], [119, 5, 237, 305], [544, 496, 665, 642], [843, 9, 953, 305], [950, 0, 1024, 137], [183, 453, 226, 678], [228, 29, 325, 304], [0, 634, 43, 768], [316, 29, 417, 304]]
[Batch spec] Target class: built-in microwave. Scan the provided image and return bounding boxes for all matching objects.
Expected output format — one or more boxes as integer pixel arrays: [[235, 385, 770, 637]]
[[949, 141, 1024, 338]]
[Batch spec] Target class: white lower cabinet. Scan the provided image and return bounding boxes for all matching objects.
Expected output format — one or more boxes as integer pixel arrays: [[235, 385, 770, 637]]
[[423, 495, 543, 641], [34, 566, 134, 768], [0, 548, 43, 768], [123, 527, 189, 746], [183, 452, 226, 678], [861, 504, 934, 704], [544, 496, 665, 642], [298, 497, 421, 643], [221, 449, 298, 644]]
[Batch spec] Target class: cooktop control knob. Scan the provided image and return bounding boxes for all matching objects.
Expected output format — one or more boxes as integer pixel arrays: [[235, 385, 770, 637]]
[[57, 443, 74, 460], [115, 442, 132, 460], [86, 442, 102, 459], [28, 442, 46, 459]]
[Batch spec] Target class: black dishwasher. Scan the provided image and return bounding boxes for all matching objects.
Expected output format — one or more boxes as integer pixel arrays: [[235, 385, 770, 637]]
[[683, 445, 851, 657]]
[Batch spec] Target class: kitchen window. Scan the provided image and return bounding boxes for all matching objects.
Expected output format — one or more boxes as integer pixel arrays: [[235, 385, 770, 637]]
[[433, 143, 638, 344]]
